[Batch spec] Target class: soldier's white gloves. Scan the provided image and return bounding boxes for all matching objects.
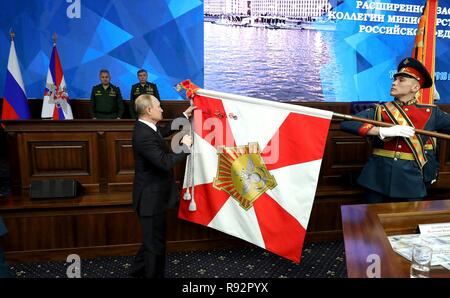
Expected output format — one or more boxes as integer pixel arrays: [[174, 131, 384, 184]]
[[378, 125, 415, 139]]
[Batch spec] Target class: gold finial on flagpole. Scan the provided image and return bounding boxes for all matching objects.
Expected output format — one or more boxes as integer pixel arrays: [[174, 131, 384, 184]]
[[9, 29, 15, 41], [52, 32, 57, 45]]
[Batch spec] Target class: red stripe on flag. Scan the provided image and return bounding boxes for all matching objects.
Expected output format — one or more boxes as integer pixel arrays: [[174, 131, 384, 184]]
[[193, 95, 236, 148], [1, 98, 20, 121], [262, 112, 330, 170], [424, 0, 438, 69], [52, 105, 59, 120], [53, 47, 63, 87], [178, 182, 230, 226], [422, 0, 438, 104], [253, 193, 306, 263]]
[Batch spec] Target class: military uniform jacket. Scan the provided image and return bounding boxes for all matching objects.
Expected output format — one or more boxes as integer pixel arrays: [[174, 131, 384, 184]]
[[129, 82, 160, 119], [341, 100, 450, 198], [90, 84, 124, 119]]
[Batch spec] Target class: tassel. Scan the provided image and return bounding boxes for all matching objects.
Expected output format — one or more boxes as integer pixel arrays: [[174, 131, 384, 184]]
[[183, 189, 191, 201], [189, 196, 197, 211], [186, 112, 197, 212]]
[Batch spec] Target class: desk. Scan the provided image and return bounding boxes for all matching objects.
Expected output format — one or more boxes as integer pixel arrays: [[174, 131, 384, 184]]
[[342, 200, 450, 277]]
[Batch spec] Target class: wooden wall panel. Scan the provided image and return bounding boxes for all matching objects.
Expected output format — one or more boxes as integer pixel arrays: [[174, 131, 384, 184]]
[[30, 142, 89, 175], [16, 132, 99, 193], [105, 132, 134, 191], [2, 208, 141, 251]]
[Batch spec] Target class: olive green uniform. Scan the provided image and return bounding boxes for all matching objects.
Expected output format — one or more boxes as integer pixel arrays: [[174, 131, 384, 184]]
[[90, 84, 124, 119], [129, 82, 160, 119]]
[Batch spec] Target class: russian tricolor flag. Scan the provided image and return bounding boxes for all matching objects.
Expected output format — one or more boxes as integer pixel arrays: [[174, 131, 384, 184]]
[[41, 44, 73, 120], [1, 38, 31, 121]]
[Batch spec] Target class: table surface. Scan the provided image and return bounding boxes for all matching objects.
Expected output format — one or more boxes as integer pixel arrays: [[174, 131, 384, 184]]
[[341, 199, 450, 278]]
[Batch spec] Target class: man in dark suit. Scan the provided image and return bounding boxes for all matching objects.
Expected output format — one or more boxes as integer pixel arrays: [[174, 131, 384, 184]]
[[130, 94, 195, 278]]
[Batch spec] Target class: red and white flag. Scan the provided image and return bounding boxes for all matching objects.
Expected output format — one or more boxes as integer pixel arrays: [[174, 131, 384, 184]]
[[178, 81, 332, 263], [41, 42, 73, 120]]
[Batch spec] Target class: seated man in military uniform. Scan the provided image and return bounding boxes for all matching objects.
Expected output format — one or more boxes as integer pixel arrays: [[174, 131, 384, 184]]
[[129, 69, 160, 119], [341, 57, 450, 203], [90, 69, 124, 119]]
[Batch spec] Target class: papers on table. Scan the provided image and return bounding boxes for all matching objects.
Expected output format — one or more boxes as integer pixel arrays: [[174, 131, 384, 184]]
[[388, 231, 450, 269]]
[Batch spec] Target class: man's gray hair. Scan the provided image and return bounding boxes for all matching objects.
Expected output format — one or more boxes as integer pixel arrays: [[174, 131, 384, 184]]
[[135, 94, 157, 116]]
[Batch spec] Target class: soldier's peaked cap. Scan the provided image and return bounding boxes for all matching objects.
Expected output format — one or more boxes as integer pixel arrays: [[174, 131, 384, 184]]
[[393, 57, 433, 89]]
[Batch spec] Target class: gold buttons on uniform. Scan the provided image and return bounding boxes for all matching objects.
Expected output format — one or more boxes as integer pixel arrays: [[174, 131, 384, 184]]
[[404, 108, 409, 111], [426, 108, 430, 112], [398, 145, 402, 149]]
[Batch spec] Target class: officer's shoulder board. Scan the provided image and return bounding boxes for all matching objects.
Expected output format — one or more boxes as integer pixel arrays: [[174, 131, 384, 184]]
[[417, 103, 437, 107], [417, 103, 437, 108]]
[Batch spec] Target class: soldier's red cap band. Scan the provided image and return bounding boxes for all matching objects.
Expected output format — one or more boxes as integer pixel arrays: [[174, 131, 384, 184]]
[[396, 67, 425, 85]]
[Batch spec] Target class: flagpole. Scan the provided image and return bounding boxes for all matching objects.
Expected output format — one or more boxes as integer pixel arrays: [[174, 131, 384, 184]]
[[9, 29, 15, 42], [193, 87, 450, 141], [332, 112, 450, 140]]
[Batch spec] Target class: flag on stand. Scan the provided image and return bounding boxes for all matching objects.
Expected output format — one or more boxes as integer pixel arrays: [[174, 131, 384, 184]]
[[1, 33, 30, 122], [177, 80, 332, 263], [41, 38, 73, 120], [412, 0, 439, 104]]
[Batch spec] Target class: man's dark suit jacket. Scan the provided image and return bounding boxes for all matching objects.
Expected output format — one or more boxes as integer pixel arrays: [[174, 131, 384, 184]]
[[132, 118, 189, 216]]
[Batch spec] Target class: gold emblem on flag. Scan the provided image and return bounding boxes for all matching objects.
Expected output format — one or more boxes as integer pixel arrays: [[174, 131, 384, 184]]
[[213, 142, 277, 210]]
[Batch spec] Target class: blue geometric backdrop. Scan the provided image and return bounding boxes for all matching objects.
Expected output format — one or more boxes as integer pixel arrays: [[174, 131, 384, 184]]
[[0, 0, 204, 100]]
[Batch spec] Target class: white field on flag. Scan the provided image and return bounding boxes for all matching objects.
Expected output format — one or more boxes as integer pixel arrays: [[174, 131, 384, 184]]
[[7, 41, 26, 94], [178, 88, 332, 263]]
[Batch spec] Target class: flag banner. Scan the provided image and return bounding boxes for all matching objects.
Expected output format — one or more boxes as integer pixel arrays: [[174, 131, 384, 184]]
[[41, 44, 73, 119], [1, 38, 30, 121], [412, 0, 439, 104], [178, 81, 332, 263]]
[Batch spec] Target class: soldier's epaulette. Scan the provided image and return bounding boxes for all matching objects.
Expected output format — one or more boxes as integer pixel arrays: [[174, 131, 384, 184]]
[[416, 103, 436, 107], [373, 104, 383, 121]]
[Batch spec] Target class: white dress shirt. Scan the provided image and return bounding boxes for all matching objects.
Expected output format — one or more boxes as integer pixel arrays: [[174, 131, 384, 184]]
[[138, 119, 157, 132]]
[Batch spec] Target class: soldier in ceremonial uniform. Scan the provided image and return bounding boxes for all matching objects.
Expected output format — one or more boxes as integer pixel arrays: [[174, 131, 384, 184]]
[[341, 57, 450, 203], [90, 69, 124, 119], [129, 69, 160, 119]]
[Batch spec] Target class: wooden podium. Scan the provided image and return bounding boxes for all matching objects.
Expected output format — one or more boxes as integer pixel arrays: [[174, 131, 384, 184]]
[[342, 200, 450, 278], [0, 119, 244, 262]]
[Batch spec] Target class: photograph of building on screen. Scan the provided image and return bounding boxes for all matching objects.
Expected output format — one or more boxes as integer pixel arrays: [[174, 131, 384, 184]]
[[204, 0, 340, 102]]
